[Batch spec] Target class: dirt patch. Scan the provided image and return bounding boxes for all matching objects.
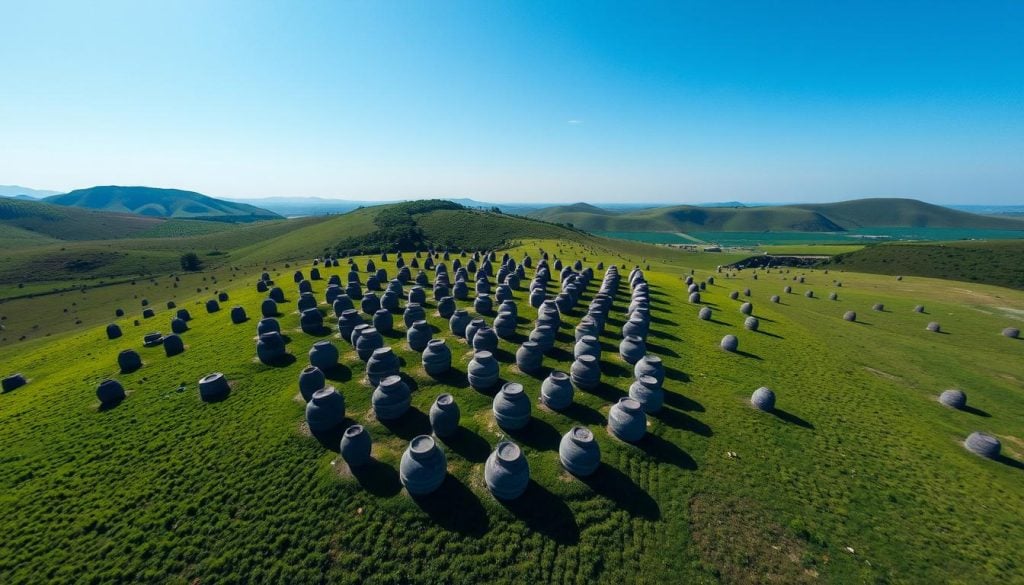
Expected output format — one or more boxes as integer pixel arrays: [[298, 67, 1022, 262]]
[[863, 367, 900, 381], [1000, 435, 1024, 459], [996, 307, 1024, 322], [689, 494, 820, 584]]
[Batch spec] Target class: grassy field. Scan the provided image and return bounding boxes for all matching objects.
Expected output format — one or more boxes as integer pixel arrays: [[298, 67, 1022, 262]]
[[826, 240, 1024, 290], [759, 245, 865, 256], [0, 235, 1021, 584], [595, 231, 699, 244]]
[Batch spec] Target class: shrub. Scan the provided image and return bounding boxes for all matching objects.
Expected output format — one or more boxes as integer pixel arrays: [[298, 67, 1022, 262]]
[[180, 252, 203, 271]]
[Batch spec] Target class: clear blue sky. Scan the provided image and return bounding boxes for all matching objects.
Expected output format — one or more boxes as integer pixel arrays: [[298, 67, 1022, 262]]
[[1, 1, 1022, 204]]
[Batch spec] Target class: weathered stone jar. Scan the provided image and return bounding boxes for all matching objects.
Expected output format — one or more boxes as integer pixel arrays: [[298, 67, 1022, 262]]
[[964, 431, 1001, 459], [337, 309, 364, 341], [618, 335, 646, 364], [230, 306, 247, 324], [309, 340, 339, 371], [306, 386, 346, 432], [400, 435, 447, 496], [474, 294, 493, 315], [198, 372, 230, 401], [467, 351, 500, 391], [96, 379, 126, 405], [407, 320, 433, 351], [570, 354, 601, 389], [471, 325, 499, 353], [493, 382, 531, 430], [366, 347, 400, 386], [484, 441, 530, 500], [300, 308, 324, 334], [298, 365, 325, 401], [939, 389, 967, 409], [372, 375, 411, 420], [333, 294, 354, 316], [449, 309, 471, 337], [540, 370, 574, 411], [436, 296, 456, 319], [559, 426, 601, 477], [261, 298, 278, 318], [493, 311, 517, 339], [750, 386, 776, 412], [355, 327, 384, 361], [720, 334, 739, 352], [573, 335, 601, 360], [529, 325, 556, 353], [371, 309, 393, 334], [118, 349, 142, 373], [256, 317, 279, 336], [340, 425, 372, 468], [515, 341, 544, 374], [404, 303, 426, 328], [429, 393, 461, 437], [628, 375, 664, 413], [360, 292, 380, 315], [421, 339, 452, 376], [608, 397, 647, 442], [256, 331, 287, 364], [163, 334, 185, 357]]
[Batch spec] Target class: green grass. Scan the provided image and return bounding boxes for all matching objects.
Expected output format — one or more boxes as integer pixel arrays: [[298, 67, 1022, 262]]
[[1, 237, 1022, 584], [826, 240, 1024, 290], [594, 231, 699, 244], [0, 197, 166, 240], [759, 245, 865, 256]]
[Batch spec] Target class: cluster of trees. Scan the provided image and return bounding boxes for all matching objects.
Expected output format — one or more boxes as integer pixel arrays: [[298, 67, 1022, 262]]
[[333, 200, 462, 254], [180, 252, 202, 271]]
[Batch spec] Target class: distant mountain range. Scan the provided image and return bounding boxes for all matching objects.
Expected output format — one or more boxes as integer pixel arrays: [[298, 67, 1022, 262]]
[[3, 182, 1023, 231], [0, 185, 64, 199], [527, 198, 1024, 232], [44, 186, 281, 222]]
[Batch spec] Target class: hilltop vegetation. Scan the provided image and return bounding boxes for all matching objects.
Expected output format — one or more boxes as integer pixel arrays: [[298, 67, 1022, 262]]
[[826, 240, 1024, 290], [333, 200, 589, 254], [529, 198, 1024, 234], [45, 186, 282, 222]]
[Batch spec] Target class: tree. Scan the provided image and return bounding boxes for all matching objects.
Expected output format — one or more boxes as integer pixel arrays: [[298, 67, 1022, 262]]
[[180, 252, 202, 271]]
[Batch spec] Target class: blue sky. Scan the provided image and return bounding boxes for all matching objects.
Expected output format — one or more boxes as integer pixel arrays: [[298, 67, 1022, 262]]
[[1, 1, 1022, 204]]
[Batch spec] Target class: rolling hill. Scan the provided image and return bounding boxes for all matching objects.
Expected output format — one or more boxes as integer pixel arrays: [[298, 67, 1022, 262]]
[[44, 185, 282, 222], [528, 198, 1024, 233], [0, 197, 168, 240], [330, 200, 590, 255]]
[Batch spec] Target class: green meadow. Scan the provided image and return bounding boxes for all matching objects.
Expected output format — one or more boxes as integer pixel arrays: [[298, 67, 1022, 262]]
[[1, 234, 1021, 584]]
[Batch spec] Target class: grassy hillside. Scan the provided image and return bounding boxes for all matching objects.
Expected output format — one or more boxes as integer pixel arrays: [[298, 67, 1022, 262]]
[[45, 186, 282, 221], [327, 201, 594, 255], [0, 197, 167, 240], [531, 203, 842, 232], [826, 240, 1024, 290], [530, 198, 1024, 234], [793, 198, 1024, 230], [0, 240, 1021, 584], [0, 207, 743, 343]]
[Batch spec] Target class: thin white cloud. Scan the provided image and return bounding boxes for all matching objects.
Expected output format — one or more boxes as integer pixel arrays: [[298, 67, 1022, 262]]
[[567, 119, 583, 125]]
